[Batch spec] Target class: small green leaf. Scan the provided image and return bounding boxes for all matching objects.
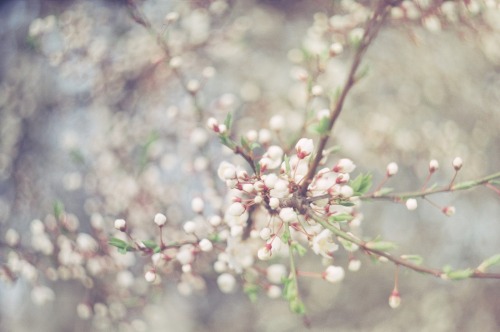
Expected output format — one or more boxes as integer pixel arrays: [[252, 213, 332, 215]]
[[444, 268, 474, 280], [313, 117, 330, 136], [142, 240, 159, 251], [224, 112, 233, 131], [289, 298, 306, 314], [108, 237, 135, 254], [338, 237, 359, 252], [291, 243, 307, 257], [240, 136, 250, 152], [243, 284, 260, 303], [329, 213, 354, 223], [365, 241, 397, 251], [284, 155, 291, 176], [373, 187, 394, 197], [400, 254, 423, 265], [281, 231, 291, 244], [350, 173, 373, 196], [53, 200, 64, 219], [477, 254, 500, 272], [338, 201, 355, 207]]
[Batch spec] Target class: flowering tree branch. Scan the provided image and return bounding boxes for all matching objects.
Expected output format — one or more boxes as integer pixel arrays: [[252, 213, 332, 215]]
[[299, 0, 392, 195]]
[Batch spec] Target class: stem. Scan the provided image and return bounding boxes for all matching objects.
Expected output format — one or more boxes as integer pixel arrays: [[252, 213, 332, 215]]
[[299, 1, 391, 195], [306, 207, 500, 279], [364, 171, 500, 201]]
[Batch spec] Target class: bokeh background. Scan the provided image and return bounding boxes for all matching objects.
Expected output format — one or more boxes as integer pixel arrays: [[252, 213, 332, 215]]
[[1, 0, 500, 331]]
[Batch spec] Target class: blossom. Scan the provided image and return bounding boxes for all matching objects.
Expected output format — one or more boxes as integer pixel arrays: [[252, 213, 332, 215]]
[[295, 138, 314, 159], [153, 213, 167, 227], [323, 265, 345, 283], [114, 219, 126, 232], [333, 159, 356, 173], [279, 207, 297, 223], [311, 229, 339, 258], [406, 198, 418, 211], [386, 162, 398, 176]]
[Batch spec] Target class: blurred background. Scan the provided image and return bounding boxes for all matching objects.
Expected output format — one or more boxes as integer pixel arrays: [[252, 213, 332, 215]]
[[1, 0, 499, 331]]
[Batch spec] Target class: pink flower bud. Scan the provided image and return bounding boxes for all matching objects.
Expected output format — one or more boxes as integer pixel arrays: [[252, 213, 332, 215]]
[[333, 159, 356, 173], [429, 159, 439, 173], [207, 117, 219, 132], [388, 289, 401, 309], [442, 206, 456, 216]]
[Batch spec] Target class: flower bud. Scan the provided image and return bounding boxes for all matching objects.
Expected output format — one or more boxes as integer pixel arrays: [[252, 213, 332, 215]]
[[295, 138, 314, 159], [145, 270, 156, 283], [348, 259, 361, 272], [386, 162, 398, 176], [452, 157, 463, 170], [429, 159, 439, 173], [442, 206, 456, 216], [329, 42, 344, 56], [199, 239, 213, 252], [169, 56, 182, 68], [114, 219, 127, 232], [260, 227, 272, 240], [267, 264, 287, 284], [269, 197, 280, 210], [333, 159, 356, 173], [217, 273, 236, 293], [388, 289, 401, 309], [227, 202, 245, 216], [405, 198, 418, 211], [191, 197, 205, 213], [154, 213, 167, 227], [311, 85, 323, 96], [269, 115, 285, 131], [207, 117, 219, 132], [279, 207, 297, 223], [323, 265, 345, 283]]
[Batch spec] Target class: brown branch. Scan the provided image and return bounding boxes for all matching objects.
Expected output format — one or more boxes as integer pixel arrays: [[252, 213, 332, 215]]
[[306, 207, 500, 280], [299, 1, 391, 195]]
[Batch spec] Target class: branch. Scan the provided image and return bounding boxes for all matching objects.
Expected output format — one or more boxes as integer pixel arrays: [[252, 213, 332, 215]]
[[298, 2, 392, 196], [306, 207, 500, 280], [363, 171, 500, 201]]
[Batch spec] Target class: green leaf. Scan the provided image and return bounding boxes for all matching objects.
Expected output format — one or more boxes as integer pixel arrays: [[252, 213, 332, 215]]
[[53, 200, 64, 219], [224, 112, 233, 132], [284, 155, 291, 176], [444, 268, 474, 280], [329, 213, 353, 223], [291, 243, 307, 257], [289, 298, 306, 314], [365, 241, 397, 251], [338, 201, 355, 207], [142, 240, 159, 251], [219, 135, 236, 149], [350, 173, 373, 196], [243, 284, 259, 303], [281, 276, 294, 300], [477, 254, 500, 272], [108, 237, 135, 254], [314, 117, 330, 136], [240, 136, 250, 152], [338, 237, 359, 252], [373, 187, 394, 197], [400, 254, 423, 265], [281, 231, 291, 244]]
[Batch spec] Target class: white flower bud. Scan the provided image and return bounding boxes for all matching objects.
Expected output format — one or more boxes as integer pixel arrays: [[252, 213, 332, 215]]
[[264, 174, 279, 189], [176, 247, 194, 265], [269, 115, 285, 131], [348, 259, 361, 272], [218, 124, 227, 134], [257, 246, 272, 261], [267, 285, 282, 299], [260, 227, 272, 240], [230, 225, 243, 237], [5, 229, 20, 247], [406, 198, 418, 211], [154, 213, 167, 227], [183, 221, 196, 234], [207, 117, 219, 132], [187, 79, 200, 93], [114, 219, 127, 232], [258, 129, 272, 145], [333, 159, 356, 173], [386, 162, 399, 176], [202, 66, 215, 78], [182, 264, 192, 273], [254, 195, 263, 204], [199, 239, 213, 252], [269, 197, 280, 210], [340, 185, 354, 198], [242, 183, 254, 193], [214, 260, 227, 273], [311, 85, 323, 96], [279, 207, 297, 223], [145, 270, 156, 283], [169, 56, 182, 68], [295, 138, 314, 159], [429, 159, 439, 173], [227, 202, 245, 216], [329, 42, 344, 56], [317, 109, 330, 120], [267, 264, 287, 284], [191, 197, 204, 213], [323, 265, 345, 283], [165, 12, 179, 23], [217, 273, 236, 293], [452, 157, 463, 170], [209, 215, 222, 227], [442, 206, 456, 216]]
